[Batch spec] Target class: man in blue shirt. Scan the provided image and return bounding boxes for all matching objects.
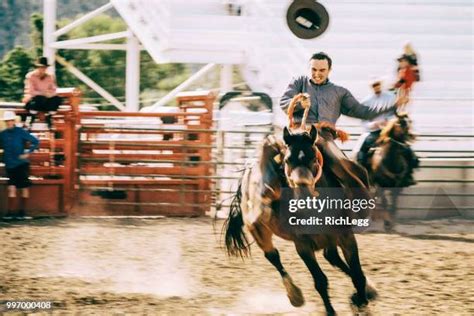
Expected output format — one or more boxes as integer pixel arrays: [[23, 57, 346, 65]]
[[356, 78, 397, 168], [0, 111, 40, 217]]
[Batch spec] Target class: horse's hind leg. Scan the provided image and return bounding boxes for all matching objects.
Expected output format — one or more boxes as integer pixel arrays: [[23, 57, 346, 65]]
[[294, 239, 335, 316], [248, 222, 305, 307], [374, 187, 391, 227], [324, 245, 351, 275], [388, 188, 402, 227]]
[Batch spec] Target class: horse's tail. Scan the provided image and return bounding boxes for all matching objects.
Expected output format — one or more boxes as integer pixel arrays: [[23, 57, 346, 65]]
[[224, 181, 251, 258]]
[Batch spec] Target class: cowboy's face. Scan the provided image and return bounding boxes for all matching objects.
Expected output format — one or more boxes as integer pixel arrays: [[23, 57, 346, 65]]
[[398, 59, 409, 69], [37, 66, 47, 76], [5, 119, 15, 129], [372, 82, 382, 95], [310, 59, 330, 85]]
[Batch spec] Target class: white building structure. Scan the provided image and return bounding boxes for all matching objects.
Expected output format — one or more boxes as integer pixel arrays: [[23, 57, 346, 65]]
[[43, 0, 473, 128]]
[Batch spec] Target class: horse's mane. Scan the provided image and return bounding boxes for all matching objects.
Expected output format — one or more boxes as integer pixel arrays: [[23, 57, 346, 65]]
[[378, 119, 397, 144], [315, 122, 350, 143], [260, 135, 285, 168]]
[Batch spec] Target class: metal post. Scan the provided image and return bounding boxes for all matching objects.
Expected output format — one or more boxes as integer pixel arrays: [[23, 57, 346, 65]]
[[126, 30, 140, 112], [43, 0, 57, 74], [220, 64, 233, 93], [145, 63, 217, 111]]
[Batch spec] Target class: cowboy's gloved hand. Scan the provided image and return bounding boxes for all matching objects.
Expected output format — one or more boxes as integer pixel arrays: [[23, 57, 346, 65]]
[[300, 93, 311, 109], [19, 154, 29, 160], [288, 93, 303, 124]]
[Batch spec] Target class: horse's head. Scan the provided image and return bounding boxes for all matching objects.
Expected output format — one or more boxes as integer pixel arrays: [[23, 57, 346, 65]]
[[379, 112, 415, 144], [283, 125, 323, 195], [396, 112, 415, 140]]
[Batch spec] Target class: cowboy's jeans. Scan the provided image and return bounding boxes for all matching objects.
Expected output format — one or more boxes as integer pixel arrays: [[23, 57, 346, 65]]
[[25, 95, 62, 112]]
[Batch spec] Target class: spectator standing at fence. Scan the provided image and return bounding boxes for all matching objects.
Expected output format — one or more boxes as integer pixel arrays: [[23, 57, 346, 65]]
[[23, 57, 62, 129], [0, 111, 39, 218]]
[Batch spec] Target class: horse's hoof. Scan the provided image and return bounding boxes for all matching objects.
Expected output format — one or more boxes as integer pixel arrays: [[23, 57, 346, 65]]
[[351, 293, 369, 307], [326, 309, 337, 316], [384, 221, 394, 232], [282, 276, 305, 307], [366, 279, 379, 301]]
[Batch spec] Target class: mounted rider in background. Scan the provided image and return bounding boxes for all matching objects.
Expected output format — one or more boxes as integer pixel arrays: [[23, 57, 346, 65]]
[[356, 78, 419, 186]]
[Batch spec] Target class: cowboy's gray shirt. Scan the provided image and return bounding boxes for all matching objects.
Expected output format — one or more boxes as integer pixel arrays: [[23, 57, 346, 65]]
[[280, 76, 397, 124]]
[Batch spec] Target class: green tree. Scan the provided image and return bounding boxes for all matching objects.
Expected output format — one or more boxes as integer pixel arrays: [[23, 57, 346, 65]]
[[0, 12, 191, 108], [0, 46, 33, 101], [30, 12, 44, 58]]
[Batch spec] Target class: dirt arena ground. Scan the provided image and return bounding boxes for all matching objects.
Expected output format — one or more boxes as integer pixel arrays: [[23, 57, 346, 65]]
[[0, 217, 472, 315]]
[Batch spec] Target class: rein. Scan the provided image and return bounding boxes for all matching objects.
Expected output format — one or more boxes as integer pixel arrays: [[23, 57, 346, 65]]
[[390, 138, 409, 148], [314, 150, 324, 185]]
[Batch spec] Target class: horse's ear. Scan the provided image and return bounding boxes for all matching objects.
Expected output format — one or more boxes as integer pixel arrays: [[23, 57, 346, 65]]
[[309, 125, 318, 143], [283, 126, 291, 144]]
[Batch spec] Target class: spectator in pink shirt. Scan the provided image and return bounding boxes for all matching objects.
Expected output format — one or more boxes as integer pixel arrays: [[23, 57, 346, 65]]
[[23, 57, 62, 129]]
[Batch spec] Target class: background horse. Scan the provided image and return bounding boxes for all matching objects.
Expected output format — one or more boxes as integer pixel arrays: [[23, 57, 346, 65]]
[[368, 112, 418, 230], [223, 125, 377, 316]]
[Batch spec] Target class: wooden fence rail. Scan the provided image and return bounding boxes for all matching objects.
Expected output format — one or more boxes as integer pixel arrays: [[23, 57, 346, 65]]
[[0, 90, 215, 217]]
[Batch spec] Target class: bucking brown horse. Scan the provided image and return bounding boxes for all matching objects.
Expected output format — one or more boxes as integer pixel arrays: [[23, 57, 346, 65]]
[[223, 122, 377, 315]]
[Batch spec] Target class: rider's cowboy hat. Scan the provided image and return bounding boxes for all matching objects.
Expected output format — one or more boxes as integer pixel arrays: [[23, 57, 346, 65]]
[[396, 54, 411, 62], [1, 111, 17, 121], [34, 56, 50, 67]]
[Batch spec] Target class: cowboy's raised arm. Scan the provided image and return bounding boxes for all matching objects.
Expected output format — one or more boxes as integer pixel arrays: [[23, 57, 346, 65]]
[[341, 89, 404, 120]]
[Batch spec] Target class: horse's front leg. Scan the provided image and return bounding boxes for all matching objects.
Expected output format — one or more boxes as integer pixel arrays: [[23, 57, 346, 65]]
[[248, 222, 305, 307], [324, 245, 378, 301], [339, 233, 369, 308], [294, 239, 335, 316]]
